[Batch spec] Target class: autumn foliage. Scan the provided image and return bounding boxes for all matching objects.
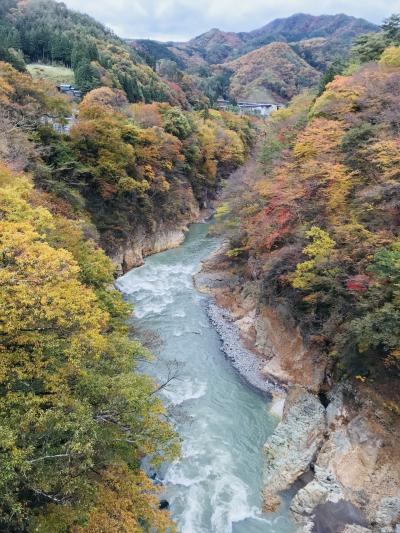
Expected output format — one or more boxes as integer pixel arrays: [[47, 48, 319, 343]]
[[0, 57, 254, 531], [0, 163, 179, 531], [35, 85, 253, 256], [222, 51, 400, 378]]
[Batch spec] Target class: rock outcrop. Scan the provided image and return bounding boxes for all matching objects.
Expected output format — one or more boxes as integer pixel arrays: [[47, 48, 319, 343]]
[[195, 243, 326, 391], [197, 244, 400, 532], [111, 204, 207, 274], [262, 388, 326, 512], [111, 225, 188, 274], [264, 383, 400, 532]]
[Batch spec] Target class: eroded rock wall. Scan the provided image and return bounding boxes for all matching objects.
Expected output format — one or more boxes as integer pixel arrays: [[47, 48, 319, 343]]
[[197, 244, 400, 532], [111, 225, 188, 274], [111, 204, 207, 274]]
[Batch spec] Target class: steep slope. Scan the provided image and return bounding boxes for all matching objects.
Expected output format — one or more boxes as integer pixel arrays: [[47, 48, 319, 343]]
[[130, 38, 186, 69], [130, 13, 378, 103], [224, 41, 320, 102], [0, 160, 179, 533], [133, 29, 246, 70], [210, 43, 400, 532], [220, 53, 400, 385], [180, 28, 245, 64], [290, 37, 337, 70], [0, 5, 255, 527], [0, 0, 188, 104], [131, 13, 377, 72]]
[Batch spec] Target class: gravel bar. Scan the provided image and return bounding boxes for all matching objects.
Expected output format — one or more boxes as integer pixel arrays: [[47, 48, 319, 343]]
[[206, 300, 283, 396]]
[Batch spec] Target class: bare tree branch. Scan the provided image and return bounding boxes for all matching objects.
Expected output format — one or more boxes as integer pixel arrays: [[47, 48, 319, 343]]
[[148, 360, 183, 396], [29, 487, 66, 504], [28, 454, 72, 464]]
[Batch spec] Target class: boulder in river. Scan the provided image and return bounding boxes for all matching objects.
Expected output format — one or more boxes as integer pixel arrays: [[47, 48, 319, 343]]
[[159, 499, 170, 510]]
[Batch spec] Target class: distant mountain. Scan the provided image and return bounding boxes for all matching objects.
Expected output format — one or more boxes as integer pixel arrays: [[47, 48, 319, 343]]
[[241, 13, 378, 70], [246, 13, 377, 48], [130, 13, 378, 103], [183, 28, 245, 64]]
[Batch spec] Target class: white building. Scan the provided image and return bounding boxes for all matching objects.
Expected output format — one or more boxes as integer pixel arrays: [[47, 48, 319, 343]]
[[216, 99, 284, 117]]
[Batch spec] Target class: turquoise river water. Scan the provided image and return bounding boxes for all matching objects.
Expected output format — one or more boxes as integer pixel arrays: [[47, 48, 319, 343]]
[[117, 222, 295, 533]]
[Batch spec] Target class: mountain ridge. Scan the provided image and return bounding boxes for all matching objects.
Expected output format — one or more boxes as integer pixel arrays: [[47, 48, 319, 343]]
[[131, 13, 378, 103], [134, 13, 378, 63]]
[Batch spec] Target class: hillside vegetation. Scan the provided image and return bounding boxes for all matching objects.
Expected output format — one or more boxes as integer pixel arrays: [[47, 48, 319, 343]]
[[0, 2, 255, 530], [132, 13, 378, 104], [0, 56, 253, 257], [0, 64, 252, 533], [0, 160, 181, 532], [0, 0, 203, 106], [0, 1, 398, 530], [219, 32, 400, 383], [224, 42, 320, 103], [243, 13, 377, 55]]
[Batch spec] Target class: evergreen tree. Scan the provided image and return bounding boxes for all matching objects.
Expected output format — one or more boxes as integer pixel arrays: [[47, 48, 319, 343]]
[[75, 60, 100, 93], [118, 72, 143, 102], [382, 14, 400, 41]]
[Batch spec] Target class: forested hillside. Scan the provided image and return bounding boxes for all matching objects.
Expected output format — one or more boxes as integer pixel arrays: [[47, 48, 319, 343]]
[[224, 41, 320, 103], [219, 18, 400, 383], [0, 0, 399, 530], [0, 2, 379, 107], [0, 0, 205, 106], [0, 2, 254, 530], [132, 13, 378, 104], [0, 163, 180, 531], [0, 57, 252, 263]]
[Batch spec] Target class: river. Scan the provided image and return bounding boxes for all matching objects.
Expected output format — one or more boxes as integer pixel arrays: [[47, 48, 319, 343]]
[[116, 222, 295, 533]]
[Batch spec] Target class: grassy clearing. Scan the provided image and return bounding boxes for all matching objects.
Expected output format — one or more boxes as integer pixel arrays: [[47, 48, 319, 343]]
[[27, 63, 75, 85]]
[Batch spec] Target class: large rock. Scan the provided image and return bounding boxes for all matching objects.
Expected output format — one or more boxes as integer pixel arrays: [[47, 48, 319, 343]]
[[290, 466, 345, 521], [262, 387, 326, 512], [375, 497, 400, 533], [289, 467, 369, 531], [342, 526, 372, 533], [287, 384, 400, 532], [111, 199, 202, 274], [255, 306, 326, 391], [197, 242, 400, 532], [112, 226, 188, 274]]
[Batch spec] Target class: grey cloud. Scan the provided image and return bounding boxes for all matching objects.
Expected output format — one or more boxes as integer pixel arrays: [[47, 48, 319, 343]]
[[63, 0, 400, 40]]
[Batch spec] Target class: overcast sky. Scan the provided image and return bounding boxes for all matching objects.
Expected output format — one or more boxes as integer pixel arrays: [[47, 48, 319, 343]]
[[62, 0, 400, 41]]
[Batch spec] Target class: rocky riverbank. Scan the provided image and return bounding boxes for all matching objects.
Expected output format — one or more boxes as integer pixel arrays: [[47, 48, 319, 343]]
[[111, 224, 189, 275], [194, 243, 285, 397], [195, 242, 400, 532], [206, 301, 282, 395]]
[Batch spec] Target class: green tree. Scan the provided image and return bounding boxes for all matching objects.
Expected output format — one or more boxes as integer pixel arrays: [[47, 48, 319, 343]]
[[351, 32, 388, 63], [75, 61, 100, 93], [163, 107, 192, 139], [317, 59, 346, 95], [382, 14, 400, 41]]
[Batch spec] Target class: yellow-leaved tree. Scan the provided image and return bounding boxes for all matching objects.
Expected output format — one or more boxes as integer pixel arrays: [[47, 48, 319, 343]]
[[0, 163, 178, 532]]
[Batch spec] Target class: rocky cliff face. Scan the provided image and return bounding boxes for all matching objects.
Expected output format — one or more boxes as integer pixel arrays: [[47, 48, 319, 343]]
[[111, 225, 188, 275], [195, 243, 326, 391], [261, 382, 400, 532], [111, 204, 204, 274], [196, 244, 400, 532], [262, 388, 326, 513]]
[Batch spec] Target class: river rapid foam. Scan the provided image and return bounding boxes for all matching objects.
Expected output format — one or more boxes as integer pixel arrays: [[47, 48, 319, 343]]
[[117, 222, 294, 533]]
